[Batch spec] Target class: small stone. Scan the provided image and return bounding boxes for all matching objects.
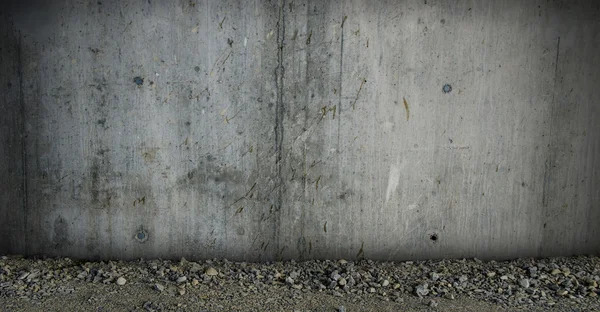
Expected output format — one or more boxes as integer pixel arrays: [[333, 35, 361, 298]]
[[338, 259, 348, 265], [551, 269, 561, 275], [338, 278, 347, 286], [459, 276, 468, 283], [286, 277, 294, 284], [338, 306, 346, 312], [191, 279, 199, 286], [430, 272, 440, 281], [382, 280, 390, 287], [519, 279, 530, 288], [205, 267, 218, 276], [178, 288, 186, 296], [116, 277, 126, 285], [176, 276, 187, 283], [487, 272, 496, 278], [292, 284, 303, 290], [369, 287, 376, 293], [429, 299, 438, 308], [155, 283, 165, 292], [289, 271, 300, 279], [557, 290, 568, 296], [500, 275, 509, 280], [190, 263, 202, 273], [415, 284, 429, 297]]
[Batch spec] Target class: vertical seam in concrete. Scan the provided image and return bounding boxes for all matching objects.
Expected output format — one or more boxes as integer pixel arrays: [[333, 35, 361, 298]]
[[540, 36, 560, 256], [17, 30, 28, 254], [542, 36, 560, 209], [274, 0, 286, 260], [336, 4, 345, 260], [337, 10, 344, 152]]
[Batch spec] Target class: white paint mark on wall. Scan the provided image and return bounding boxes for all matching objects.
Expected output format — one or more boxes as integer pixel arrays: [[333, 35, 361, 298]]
[[407, 194, 423, 211], [386, 162, 402, 203], [244, 37, 248, 47]]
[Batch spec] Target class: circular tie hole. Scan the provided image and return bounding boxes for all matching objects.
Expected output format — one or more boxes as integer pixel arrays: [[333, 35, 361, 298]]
[[430, 233, 438, 242], [442, 84, 452, 93], [135, 230, 148, 243]]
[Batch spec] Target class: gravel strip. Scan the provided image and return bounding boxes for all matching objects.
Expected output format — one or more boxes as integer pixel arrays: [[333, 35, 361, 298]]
[[1, 255, 599, 311]]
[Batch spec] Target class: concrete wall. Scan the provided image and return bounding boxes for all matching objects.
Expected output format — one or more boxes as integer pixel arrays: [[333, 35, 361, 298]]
[[1, 0, 599, 261], [0, 11, 25, 254]]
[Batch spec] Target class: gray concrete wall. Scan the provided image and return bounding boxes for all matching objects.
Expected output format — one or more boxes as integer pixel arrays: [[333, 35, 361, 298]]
[[1, 0, 599, 261], [0, 11, 25, 254]]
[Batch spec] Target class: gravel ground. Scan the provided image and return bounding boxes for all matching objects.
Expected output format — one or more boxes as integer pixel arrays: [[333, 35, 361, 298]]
[[1, 255, 599, 311]]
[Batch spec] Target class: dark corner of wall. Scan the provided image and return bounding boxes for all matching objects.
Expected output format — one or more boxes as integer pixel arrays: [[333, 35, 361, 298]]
[[0, 8, 25, 255]]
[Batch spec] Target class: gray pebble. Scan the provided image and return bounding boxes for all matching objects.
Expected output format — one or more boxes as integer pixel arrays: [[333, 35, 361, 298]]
[[416, 283, 429, 297], [176, 276, 187, 283]]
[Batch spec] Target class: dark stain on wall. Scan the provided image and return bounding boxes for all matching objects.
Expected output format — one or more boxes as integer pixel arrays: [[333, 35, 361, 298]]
[[0, 12, 25, 254], [53, 215, 72, 250]]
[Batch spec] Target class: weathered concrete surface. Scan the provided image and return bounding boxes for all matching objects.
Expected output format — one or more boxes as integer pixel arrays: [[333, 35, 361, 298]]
[[0, 11, 25, 254], [1, 0, 599, 261]]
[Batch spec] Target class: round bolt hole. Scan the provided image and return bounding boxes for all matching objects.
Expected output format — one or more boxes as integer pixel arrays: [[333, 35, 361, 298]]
[[135, 230, 148, 243], [133, 76, 144, 86], [429, 233, 439, 242], [442, 84, 452, 93]]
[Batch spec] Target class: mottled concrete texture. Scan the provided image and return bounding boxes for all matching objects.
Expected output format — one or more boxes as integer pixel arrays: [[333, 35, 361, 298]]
[[1, 0, 599, 261]]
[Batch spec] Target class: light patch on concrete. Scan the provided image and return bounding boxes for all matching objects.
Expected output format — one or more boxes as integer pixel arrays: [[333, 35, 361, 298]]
[[386, 162, 401, 203]]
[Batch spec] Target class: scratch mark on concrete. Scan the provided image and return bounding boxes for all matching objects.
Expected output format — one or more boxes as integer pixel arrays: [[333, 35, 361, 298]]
[[351, 79, 367, 110], [121, 20, 132, 34], [403, 97, 409, 121], [356, 241, 364, 259], [234, 206, 244, 216], [224, 107, 243, 123], [221, 51, 232, 65]]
